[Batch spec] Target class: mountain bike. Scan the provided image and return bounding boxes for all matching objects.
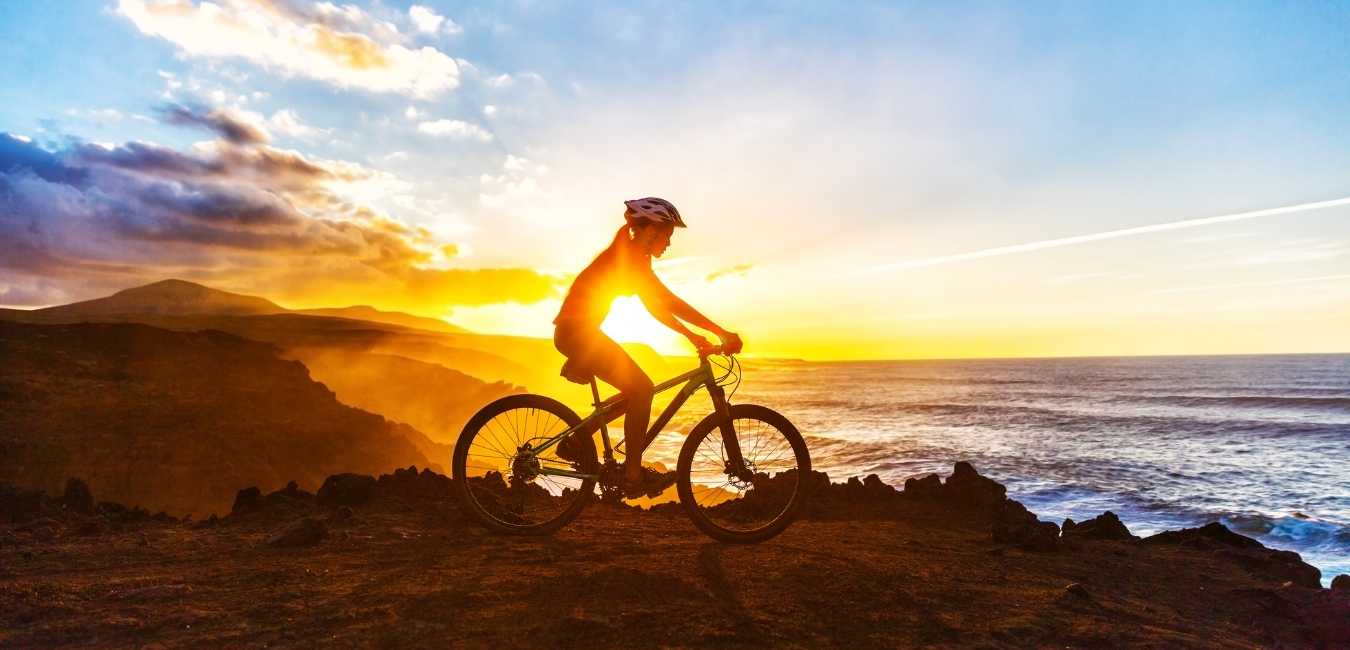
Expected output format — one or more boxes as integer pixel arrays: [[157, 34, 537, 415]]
[[452, 345, 811, 543]]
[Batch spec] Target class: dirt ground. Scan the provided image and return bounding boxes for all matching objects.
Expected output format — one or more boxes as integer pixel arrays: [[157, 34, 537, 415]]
[[4, 490, 1347, 649]]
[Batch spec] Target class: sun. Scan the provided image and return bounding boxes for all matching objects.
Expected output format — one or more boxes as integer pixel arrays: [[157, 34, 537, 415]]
[[600, 296, 685, 354]]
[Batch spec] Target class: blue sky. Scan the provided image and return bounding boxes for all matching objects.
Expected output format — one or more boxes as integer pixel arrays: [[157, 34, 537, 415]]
[[2, 1, 1349, 358]]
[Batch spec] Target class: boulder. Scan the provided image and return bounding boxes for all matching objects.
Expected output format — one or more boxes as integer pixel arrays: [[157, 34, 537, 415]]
[[993, 516, 1060, 552], [903, 474, 943, 500], [267, 517, 328, 548], [0, 484, 50, 524], [275, 481, 312, 501], [61, 478, 95, 515], [231, 487, 264, 515], [1144, 522, 1321, 589], [317, 474, 378, 508], [1061, 511, 1136, 542], [1145, 521, 1262, 549], [943, 462, 1006, 511], [861, 474, 891, 497], [1332, 574, 1349, 593], [375, 466, 455, 502]]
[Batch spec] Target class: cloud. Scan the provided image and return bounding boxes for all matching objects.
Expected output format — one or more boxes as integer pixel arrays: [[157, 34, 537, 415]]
[[478, 152, 549, 213], [706, 263, 754, 282], [0, 125, 559, 310], [158, 103, 270, 145], [417, 119, 493, 141], [267, 109, 327, 140], [486, 73, 514, 89], [117, 0, 461, 99], [409, 5, 459, 35]]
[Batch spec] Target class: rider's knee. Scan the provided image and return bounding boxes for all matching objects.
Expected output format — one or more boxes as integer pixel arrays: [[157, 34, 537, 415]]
[[627, 375, 655, 402]]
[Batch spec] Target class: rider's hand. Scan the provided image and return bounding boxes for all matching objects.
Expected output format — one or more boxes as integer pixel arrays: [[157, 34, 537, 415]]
[[687, 333, 715, 355], [719, 331, 743, 355]]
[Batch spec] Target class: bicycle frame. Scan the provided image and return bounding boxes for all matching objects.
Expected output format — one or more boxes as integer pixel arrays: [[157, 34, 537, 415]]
[[530, 355, 747, 481]]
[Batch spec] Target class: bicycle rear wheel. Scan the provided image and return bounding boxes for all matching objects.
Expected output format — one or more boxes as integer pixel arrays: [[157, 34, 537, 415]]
[[453, 394, 598, 535], [676, 404, 811, 543]]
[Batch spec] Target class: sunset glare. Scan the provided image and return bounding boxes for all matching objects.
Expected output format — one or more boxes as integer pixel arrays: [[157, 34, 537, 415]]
[[3, 1, 1349, 360]]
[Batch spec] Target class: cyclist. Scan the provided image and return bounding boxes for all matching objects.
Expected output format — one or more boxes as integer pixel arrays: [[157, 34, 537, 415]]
[[553, 197, 742, 499]]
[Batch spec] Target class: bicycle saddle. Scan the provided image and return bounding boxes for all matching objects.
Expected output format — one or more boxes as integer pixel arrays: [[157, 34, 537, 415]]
[[559, 357, 594, 385]]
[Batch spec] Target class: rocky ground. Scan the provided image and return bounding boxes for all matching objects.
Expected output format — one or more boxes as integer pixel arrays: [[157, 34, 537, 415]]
[[2, 465, 1348, 648]]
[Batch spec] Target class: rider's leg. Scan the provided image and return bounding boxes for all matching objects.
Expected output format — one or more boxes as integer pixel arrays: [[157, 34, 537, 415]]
[[583, 336, 655, 483]]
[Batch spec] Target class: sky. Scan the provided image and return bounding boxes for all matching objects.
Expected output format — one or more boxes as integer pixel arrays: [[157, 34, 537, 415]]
[[2, 1, 1349, 360]]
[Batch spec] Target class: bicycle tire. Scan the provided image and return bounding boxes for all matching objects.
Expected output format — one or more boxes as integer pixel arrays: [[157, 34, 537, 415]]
[[453, 394, 598, 535], [676, 403, 811, 543]]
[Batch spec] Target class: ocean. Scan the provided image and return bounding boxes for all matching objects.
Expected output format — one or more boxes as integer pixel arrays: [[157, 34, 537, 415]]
[[647, 354, 1350, 585]]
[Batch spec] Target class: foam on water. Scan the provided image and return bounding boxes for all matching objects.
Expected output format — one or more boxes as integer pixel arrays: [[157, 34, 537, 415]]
[[659, 354, 1350, 585]]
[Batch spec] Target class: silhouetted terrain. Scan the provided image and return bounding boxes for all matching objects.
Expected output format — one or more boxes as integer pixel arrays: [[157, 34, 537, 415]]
[[293, 305, 470, 334], [0, 280, 681, 517], [0, 279, 674, 412], [285, 346, 519, 444], [0, 321, 440, 516], [7, 279, 286, 318], [1, 464, 1345, 647]]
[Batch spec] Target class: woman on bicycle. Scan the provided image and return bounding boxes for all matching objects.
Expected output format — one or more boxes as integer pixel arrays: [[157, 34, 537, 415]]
[[553, 197, 742, 499]]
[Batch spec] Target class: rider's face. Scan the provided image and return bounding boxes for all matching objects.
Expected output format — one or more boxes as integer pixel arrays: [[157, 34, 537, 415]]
[[649, 224, 674, 257], [635, 224, 674, 257]]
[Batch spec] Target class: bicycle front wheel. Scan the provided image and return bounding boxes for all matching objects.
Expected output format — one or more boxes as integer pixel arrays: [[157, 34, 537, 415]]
[[676, 404, 811, 543], [453, 394, 598, 535]]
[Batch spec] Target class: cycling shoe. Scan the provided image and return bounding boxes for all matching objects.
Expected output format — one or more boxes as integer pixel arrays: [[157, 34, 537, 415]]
[[623, 466, 677, 499]]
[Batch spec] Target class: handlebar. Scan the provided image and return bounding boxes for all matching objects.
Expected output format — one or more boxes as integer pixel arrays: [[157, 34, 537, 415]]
[[698, 341, 742, 358]]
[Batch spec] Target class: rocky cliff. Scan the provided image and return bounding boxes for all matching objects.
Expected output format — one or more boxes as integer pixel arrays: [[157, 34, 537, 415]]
[[0, 321, 438, 516]]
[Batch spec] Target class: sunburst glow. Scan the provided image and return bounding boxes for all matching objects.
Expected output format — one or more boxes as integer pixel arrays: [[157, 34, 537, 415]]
[[600, 296, 685, 354]]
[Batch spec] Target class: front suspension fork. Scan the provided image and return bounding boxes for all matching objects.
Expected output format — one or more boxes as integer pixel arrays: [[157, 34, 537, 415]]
[[709, 383, 752, 480]]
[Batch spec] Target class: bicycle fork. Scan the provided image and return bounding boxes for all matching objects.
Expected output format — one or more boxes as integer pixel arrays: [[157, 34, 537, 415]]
[[709, 382, 753, 481]]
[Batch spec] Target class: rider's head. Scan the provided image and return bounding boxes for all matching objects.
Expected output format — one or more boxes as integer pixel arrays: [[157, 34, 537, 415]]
[[628, 220, 675, 258], [623, 197, 684, 258]]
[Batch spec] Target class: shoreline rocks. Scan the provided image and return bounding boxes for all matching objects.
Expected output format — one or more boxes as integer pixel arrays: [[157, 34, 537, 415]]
[[0, 463, 1331, 595], [1061, 511, 1136, 542], [1144, 522, 1322, 589]]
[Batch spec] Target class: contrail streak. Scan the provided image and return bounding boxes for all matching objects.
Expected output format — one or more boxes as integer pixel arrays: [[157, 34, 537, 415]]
[[863, 196, 1350, 274], [1154, 273, 1350, 295]]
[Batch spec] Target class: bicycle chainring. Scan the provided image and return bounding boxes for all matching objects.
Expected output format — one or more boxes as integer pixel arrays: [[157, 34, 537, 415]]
[[598, 458, 625, 503]]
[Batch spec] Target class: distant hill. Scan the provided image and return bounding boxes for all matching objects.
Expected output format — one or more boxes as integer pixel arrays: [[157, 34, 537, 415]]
[[285, 346, 520, 444], [0, 279, 677, 405], [0, 278, 680, 422], [0, 321, 442, 517], [5, 279, 469, 334], [295, 305, 469, 334], [29, 279, 286, 318]]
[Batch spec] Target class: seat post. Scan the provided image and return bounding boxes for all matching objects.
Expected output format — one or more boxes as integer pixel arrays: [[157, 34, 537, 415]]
[[591, 378, 613, 459]]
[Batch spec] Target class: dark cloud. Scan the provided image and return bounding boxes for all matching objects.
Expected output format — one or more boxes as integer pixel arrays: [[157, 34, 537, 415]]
[[158, 103, 270, 145], [0, 129, 560, 310], [0, 133, 87, 185], [72, 140, 218, 177]]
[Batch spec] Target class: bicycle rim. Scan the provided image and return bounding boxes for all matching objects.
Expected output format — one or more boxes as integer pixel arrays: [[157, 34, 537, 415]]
[[455, 395, 596, 534], [678, 404, 810, 543]]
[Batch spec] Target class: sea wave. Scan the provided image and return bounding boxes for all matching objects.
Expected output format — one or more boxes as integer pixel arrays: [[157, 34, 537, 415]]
[[738, 354, 1350, 582], [1114, 394, 1350, 412]]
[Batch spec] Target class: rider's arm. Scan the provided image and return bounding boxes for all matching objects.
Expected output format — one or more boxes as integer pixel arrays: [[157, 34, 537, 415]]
[[636, 269, 726, 338]]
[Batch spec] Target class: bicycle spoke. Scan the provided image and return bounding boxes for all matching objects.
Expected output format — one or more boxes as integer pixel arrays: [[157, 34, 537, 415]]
[[458, 400, 598, 531], [686, 414, 804, 537]]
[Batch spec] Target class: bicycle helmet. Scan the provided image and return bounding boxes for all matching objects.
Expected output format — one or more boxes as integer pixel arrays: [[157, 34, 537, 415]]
[[624, 197, 686, 228]]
